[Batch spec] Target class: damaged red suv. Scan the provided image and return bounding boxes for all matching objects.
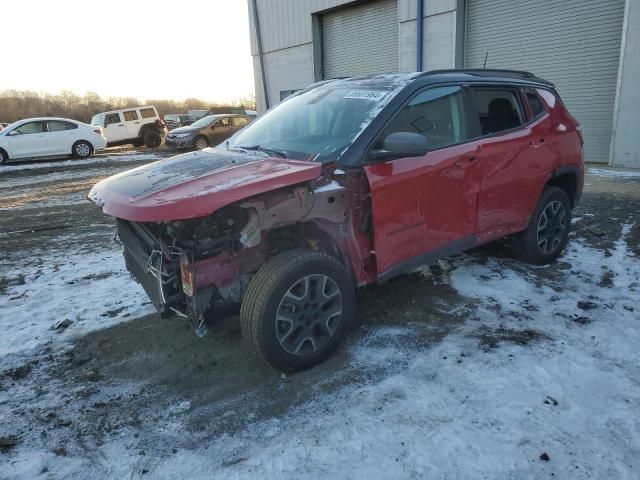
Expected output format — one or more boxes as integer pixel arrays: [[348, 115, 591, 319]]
[[89, 69, 584, 371]]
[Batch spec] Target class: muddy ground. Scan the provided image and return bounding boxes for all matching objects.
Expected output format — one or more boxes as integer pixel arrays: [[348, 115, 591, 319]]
[[0, 152, 639, 478]]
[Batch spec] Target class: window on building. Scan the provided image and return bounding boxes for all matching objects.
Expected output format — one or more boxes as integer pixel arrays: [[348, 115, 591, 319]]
[[123, 110, 139, 121], [139, 108, 156, 119], [104, 113, 121, 126], [469, 88, 524, 135], [380, 85, 467, 150]]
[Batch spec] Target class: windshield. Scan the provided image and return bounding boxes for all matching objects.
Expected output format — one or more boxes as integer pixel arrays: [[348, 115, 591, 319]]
[[90, 114, 101, 126], [229, 84, 399, 162], [190, 115, 216, 128]]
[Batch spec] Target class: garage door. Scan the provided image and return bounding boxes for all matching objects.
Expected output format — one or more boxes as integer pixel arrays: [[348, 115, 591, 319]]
[[323, 0, 398, 79], [465, 0, 625, 163]]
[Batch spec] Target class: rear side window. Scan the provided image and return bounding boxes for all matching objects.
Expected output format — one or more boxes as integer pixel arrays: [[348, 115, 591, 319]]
[[468, 88, 524, 135], [232, 117, 249, 127], [139, 108, 156, 119], [123, 110, 139, 121], [105, 113, 121, 125], [47, 120, 77, 131], [381, 85, 468, 150], [524, 88, 545, 118]]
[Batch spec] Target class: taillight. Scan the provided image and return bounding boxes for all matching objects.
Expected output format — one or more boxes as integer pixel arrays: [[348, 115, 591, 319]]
[[93, 128, 102, 134], [180, 256, 194, 296], [576, 125, 584, 146]]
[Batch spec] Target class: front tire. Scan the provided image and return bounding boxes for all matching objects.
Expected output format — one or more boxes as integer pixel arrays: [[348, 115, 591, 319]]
[[240, 249, 355, 371], [194, 136, 209, 150], [72, 141, 93, 159], [513, 186, 571, 264]]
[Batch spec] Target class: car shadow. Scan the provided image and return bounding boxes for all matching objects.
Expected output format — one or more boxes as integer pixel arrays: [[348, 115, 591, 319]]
[[51, 268, 470, 441]]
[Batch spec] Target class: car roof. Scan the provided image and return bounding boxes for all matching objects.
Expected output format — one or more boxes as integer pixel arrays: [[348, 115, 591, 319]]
[[12, 117, 81, 123], [315, 69, 554, 91]]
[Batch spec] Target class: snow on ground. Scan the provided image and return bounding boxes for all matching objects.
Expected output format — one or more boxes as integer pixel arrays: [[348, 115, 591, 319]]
[[4, 227, 638, 479], [587, 167, 640, 178], [145, 229, 639, 479], [0, 246, 154, 357], [0, 151, 162, 174]]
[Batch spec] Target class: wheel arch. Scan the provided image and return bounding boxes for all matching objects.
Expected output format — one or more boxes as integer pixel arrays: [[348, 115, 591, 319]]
[[547, 165, 579, 207]]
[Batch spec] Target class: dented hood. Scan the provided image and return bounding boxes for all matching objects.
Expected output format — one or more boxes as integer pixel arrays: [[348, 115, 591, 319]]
[[88, 148, 321, 221]]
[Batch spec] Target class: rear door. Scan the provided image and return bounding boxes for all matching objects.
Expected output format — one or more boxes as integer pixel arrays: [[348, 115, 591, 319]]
[[363, 85, 481, 278], [46, 120, 77, 154], [468, 86, 557, 242], [7, 121, 49, 158]]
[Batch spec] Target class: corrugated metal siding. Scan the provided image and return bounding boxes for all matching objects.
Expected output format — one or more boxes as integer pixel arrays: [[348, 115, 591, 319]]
[[323, 0, 399, 78], [465, 0, 625, 163], [250, 0, 354, 54]]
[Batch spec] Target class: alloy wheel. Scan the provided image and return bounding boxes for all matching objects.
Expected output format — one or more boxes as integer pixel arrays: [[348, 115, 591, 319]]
[[275, 274, 343, 356], [536, 200, 566, 255], [75, 143, 91, 157], [195, 138, 208, 150]]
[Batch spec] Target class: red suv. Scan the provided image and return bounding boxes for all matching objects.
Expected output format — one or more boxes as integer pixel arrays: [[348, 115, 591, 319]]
[[89, 69, 584, 371]]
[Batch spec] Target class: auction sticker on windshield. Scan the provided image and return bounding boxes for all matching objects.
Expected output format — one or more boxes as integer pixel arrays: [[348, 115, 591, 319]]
[[344, 90, 388, 101]]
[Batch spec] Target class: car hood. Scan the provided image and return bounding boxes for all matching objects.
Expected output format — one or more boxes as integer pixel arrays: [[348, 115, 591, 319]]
[[88, 149, 321, 221], [168, 126, 199, 135]]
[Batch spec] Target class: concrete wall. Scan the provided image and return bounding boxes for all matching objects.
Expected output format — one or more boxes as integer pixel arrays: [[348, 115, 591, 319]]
[[249, 0, 459, 112], [610, 0, 640, 168]]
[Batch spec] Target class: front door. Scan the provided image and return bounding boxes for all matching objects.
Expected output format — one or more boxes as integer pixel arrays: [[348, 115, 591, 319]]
[[363, 85, 481, 278], [208, 117, 233, 145], [8, 121, 49, 158], [102, 112, 127, 143]]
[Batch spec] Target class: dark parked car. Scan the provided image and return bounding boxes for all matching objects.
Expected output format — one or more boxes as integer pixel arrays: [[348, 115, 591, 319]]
[[89, 69, 584, 371], [163, 114, 195, 130], [165, 114, 252, 150]]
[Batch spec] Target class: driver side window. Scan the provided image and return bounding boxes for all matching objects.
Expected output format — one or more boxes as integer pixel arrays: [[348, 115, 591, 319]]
[[104, 113, 121, 126], [381, 85, 467, 150]]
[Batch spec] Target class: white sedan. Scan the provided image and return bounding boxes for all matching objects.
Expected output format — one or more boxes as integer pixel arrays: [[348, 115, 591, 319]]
[[0, 117, 107, 164]]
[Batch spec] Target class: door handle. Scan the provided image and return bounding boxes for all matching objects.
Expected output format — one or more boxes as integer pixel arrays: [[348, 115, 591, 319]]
[[453, 156, 476, 168]]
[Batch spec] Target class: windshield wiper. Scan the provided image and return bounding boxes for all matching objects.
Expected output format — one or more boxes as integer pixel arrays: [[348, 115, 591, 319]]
[[235, 144, 287, 158]]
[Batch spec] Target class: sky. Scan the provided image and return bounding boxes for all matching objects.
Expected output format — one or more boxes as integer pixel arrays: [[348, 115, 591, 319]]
[[1, 0, 255, 103]]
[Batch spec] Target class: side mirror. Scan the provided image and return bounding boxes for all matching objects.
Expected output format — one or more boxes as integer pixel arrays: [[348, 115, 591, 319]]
[[370, 132, 429, 161], [103, 123, 109, 128]]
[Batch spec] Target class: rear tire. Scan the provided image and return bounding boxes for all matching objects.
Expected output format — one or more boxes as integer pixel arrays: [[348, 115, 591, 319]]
[[194, 136, 209, 150], [513, 186, 571, 264], [240, 249, 355, 371], [0, 149, 8, 164], [143, 131, 162, 148], [72, 141, 93, 159]]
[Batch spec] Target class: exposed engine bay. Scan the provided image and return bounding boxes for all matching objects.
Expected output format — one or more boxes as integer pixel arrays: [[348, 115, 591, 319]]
[[115, 180, 355, 337]]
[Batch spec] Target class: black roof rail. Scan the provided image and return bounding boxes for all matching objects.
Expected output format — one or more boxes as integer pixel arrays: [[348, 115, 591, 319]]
[[420, 68, 553, 84]]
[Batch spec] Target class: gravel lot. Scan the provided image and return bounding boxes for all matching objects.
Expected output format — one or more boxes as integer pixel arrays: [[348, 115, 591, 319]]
[[1, 151, 639, 479]]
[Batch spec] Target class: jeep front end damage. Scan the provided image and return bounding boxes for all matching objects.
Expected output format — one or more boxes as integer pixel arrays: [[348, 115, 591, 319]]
[[113, 179, 357, 337]]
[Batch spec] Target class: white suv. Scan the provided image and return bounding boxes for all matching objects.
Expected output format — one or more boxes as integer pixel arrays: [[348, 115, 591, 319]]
[[91, 106, 166, 148]]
